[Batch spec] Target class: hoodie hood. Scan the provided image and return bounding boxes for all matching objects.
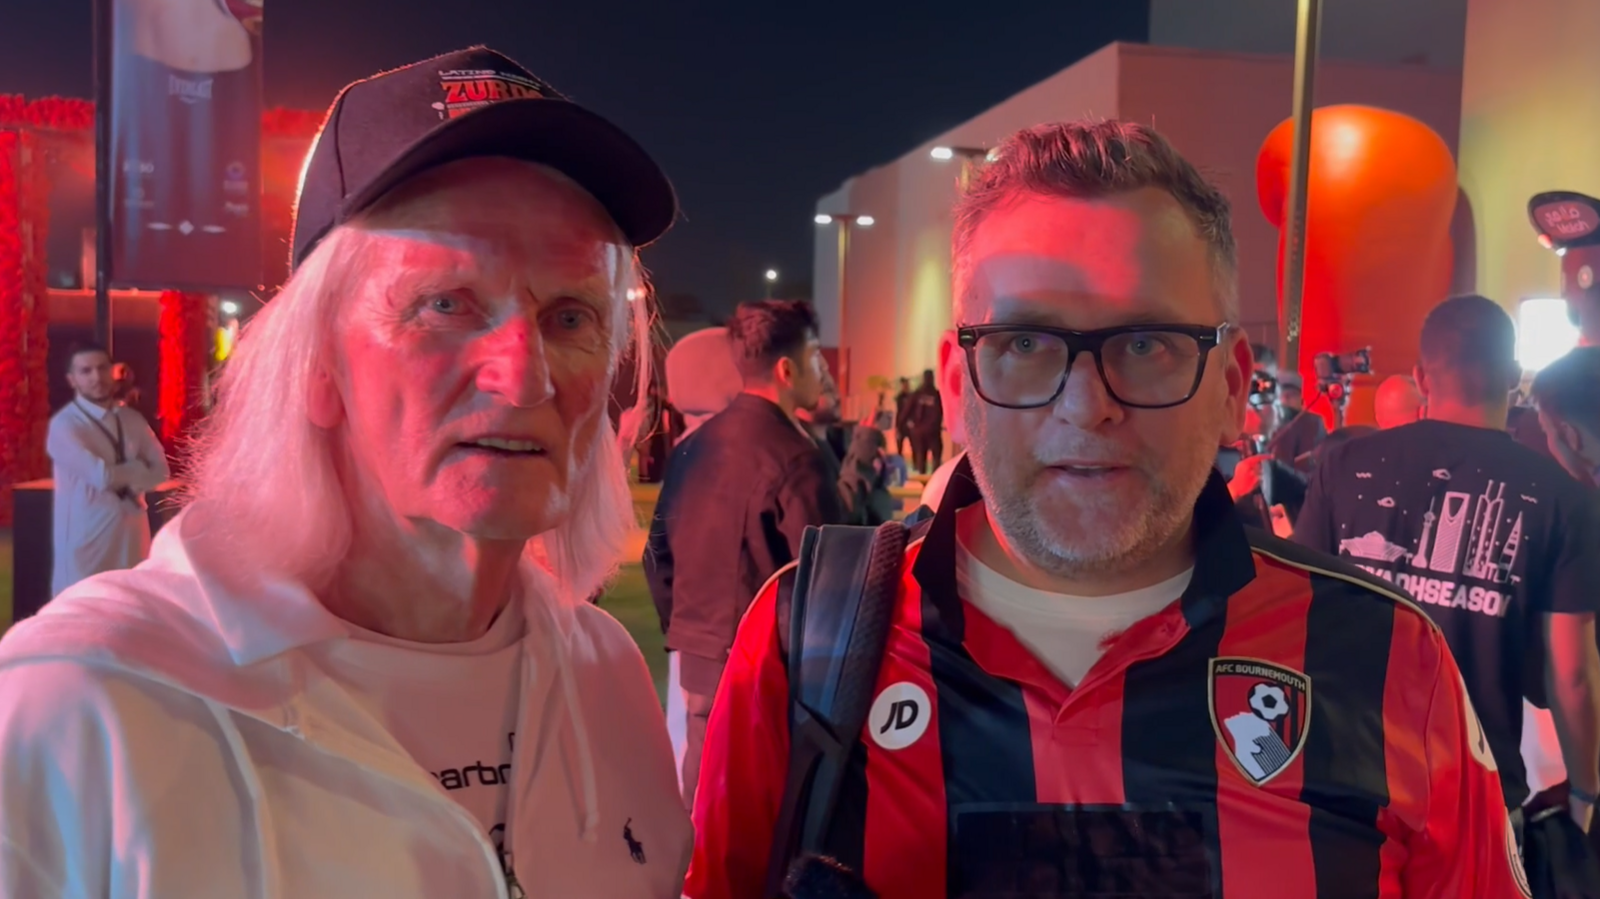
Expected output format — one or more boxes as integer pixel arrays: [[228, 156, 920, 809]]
[[0, 506, 340, 725], [0, 501, 603, 839], [664, 327, 741, 419]]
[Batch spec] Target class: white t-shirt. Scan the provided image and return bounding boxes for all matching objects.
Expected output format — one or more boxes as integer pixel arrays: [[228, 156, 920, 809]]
[[1522, 699, 1567, 801], [311, 599, 526, 839], [956, 507, 1193, 687]]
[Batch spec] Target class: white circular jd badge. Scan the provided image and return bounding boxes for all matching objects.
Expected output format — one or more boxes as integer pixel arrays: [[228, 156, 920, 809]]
[[868, 682, 931, 751]]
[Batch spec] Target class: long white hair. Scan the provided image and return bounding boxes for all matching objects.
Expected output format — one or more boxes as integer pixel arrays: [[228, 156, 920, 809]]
[[184, 219, 653, 605]]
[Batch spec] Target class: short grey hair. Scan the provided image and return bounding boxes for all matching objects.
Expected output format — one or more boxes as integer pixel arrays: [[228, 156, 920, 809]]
[[952, 120, 1238, 320]]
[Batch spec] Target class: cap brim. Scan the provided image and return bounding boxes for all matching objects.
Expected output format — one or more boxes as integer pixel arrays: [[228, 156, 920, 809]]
[[342, 98, 677, 247]]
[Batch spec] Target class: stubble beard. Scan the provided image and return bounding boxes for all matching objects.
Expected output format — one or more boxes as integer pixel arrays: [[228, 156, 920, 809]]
[[964, 408, 1219, 582]]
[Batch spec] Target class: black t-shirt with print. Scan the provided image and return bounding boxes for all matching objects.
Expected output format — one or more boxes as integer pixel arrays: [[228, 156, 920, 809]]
[[1294, 419, 1600, 808]]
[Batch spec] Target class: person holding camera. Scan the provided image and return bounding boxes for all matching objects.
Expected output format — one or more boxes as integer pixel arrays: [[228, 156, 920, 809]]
[[1296, 296, 1600, 851]]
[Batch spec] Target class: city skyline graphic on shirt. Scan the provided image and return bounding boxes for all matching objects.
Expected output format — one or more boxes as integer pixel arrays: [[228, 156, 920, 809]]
[[1336, 469, 1529, 585]]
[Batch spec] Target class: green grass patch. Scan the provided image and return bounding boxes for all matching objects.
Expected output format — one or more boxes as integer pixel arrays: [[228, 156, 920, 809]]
[[597, 563, 669, 706]]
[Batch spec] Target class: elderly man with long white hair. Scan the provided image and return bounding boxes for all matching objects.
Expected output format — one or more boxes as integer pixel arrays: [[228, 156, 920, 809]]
[[0, 47, 690, 897]]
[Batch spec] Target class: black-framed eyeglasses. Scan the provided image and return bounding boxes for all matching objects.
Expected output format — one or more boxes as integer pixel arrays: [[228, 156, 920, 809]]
[[956, 322, 1230, 410]]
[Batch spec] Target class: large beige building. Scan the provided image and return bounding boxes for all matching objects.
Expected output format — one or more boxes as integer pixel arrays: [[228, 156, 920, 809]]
[[813, 43, 1461, 404], [815, 0, 1591, 407]]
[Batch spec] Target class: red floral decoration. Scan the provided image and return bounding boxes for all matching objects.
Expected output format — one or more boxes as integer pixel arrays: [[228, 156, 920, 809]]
[[0, 97, 319, 517], [0, 126, 52, 525], [0, 95, 95, 132], [0, 131, 22, 525], [157, 291, 212, 452]]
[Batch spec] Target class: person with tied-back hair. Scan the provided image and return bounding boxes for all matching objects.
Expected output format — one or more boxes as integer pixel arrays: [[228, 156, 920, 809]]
[[689, 121, 1529, 899], [645, 298, 845, 809], [0, 47, 689, 897]]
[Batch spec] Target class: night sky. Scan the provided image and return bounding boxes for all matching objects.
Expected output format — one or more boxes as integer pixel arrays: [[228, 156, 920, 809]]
[[0, 0, 1149, 318]]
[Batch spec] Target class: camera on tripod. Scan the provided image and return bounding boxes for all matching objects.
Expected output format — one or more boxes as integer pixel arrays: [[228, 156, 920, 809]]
[[1248, 372, 1278, 408], [1313, 348, 1372, 381], [1311, 346, 1373, 429]]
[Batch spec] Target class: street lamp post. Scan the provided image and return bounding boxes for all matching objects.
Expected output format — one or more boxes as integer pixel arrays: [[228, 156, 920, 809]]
[[932, 145, 990, 190], [1280, 0, 1323, 376], [814, 212, 874, 406], [764, 268, 778, 299]]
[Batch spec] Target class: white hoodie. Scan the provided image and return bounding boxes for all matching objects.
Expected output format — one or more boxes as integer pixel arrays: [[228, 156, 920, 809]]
[[0, 507, 692, 898]]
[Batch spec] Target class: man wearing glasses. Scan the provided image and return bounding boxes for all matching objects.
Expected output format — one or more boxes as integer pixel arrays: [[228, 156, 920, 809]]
[[687, 121, 1529, 898]]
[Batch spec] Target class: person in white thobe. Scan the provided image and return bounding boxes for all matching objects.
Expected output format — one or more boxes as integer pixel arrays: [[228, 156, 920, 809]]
[[46, 346, 170, 597]]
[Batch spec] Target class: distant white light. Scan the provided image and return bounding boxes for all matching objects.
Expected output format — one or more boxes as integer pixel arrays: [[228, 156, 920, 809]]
[[930, 146, 954, 160], [1517, 298, 1580, 371], [814, 214, 833, 225], [857, 215, 875, 227], [220, 300, 240, 315], [765, 269, 778, 282], [625, 287, 644, 302]]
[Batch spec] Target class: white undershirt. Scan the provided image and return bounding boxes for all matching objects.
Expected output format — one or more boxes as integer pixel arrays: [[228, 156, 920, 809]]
[[955, 506, 1193, 687], [312, 598, 527, 836]]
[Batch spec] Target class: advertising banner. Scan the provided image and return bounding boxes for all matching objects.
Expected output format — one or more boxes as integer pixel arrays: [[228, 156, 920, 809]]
[[108, 0, 263, 291]]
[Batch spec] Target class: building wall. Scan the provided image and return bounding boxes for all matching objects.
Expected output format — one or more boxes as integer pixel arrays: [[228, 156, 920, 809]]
[[814, 45, 1121, 403], [1458, 0, 1600, 309], [1149, 0, 1468, 68], [1117, 45, 1462, 342], [817, 42, 1462, 405]]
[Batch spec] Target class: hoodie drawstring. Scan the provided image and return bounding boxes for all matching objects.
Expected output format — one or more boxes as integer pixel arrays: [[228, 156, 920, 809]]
[[530, 594, 600, 843], [207, 700, 284, 899]]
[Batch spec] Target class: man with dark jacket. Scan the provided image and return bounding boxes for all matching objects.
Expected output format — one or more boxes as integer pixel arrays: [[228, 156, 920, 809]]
[[644, 299, 845, 808], [906, 368, 944, 474], [893, 376, 914, 457]]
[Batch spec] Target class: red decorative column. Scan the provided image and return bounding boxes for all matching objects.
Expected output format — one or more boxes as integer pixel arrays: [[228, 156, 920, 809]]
[[0, 128, 50, 526], [157, 290, 213, 455]]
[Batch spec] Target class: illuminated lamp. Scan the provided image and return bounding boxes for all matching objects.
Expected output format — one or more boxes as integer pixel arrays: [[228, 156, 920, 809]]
[[1258, 105, 1457, 428], [1516, 298, 1580, 372]]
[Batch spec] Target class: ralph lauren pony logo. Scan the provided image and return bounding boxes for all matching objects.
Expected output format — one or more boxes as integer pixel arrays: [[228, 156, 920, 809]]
[[623, 819, 646, 864]]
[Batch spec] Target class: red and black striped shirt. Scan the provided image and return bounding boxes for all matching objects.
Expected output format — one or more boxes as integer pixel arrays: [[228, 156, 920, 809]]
[[687, 462, 1529, 899]]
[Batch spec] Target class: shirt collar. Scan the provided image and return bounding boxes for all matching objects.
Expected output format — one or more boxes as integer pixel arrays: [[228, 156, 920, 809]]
[[76, 397, 116, 421], [912, 455, 1255, 645]]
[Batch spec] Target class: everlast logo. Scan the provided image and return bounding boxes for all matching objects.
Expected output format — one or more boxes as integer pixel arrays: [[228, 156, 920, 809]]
[[435, 69, 546, 119], [168, 74, 214, 104]]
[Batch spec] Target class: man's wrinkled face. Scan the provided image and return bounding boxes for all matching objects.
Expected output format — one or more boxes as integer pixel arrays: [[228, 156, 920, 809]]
[[67, 350, 114, 403], [318, 158, 630, 541], [940, 189, 1249, 579]]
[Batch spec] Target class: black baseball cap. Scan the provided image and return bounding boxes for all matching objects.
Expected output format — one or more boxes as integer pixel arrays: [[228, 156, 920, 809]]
[[291, 46, 677, 269]]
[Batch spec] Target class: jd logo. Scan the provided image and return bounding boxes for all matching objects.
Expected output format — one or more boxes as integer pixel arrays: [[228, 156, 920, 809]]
[[880, 700, 919, 734], [869, 682, 930, 751]]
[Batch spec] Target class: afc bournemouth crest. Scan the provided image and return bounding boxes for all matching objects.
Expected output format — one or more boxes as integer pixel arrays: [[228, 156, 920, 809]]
[[1209, 657, 1312, 786]]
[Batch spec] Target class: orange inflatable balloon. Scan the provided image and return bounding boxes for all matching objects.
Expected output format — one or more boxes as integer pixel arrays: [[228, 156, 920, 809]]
[[1257, 105, 1457, 428]]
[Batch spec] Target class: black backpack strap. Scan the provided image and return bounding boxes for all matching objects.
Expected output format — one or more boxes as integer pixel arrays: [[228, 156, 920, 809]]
[[765, 521, 908, 896]]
